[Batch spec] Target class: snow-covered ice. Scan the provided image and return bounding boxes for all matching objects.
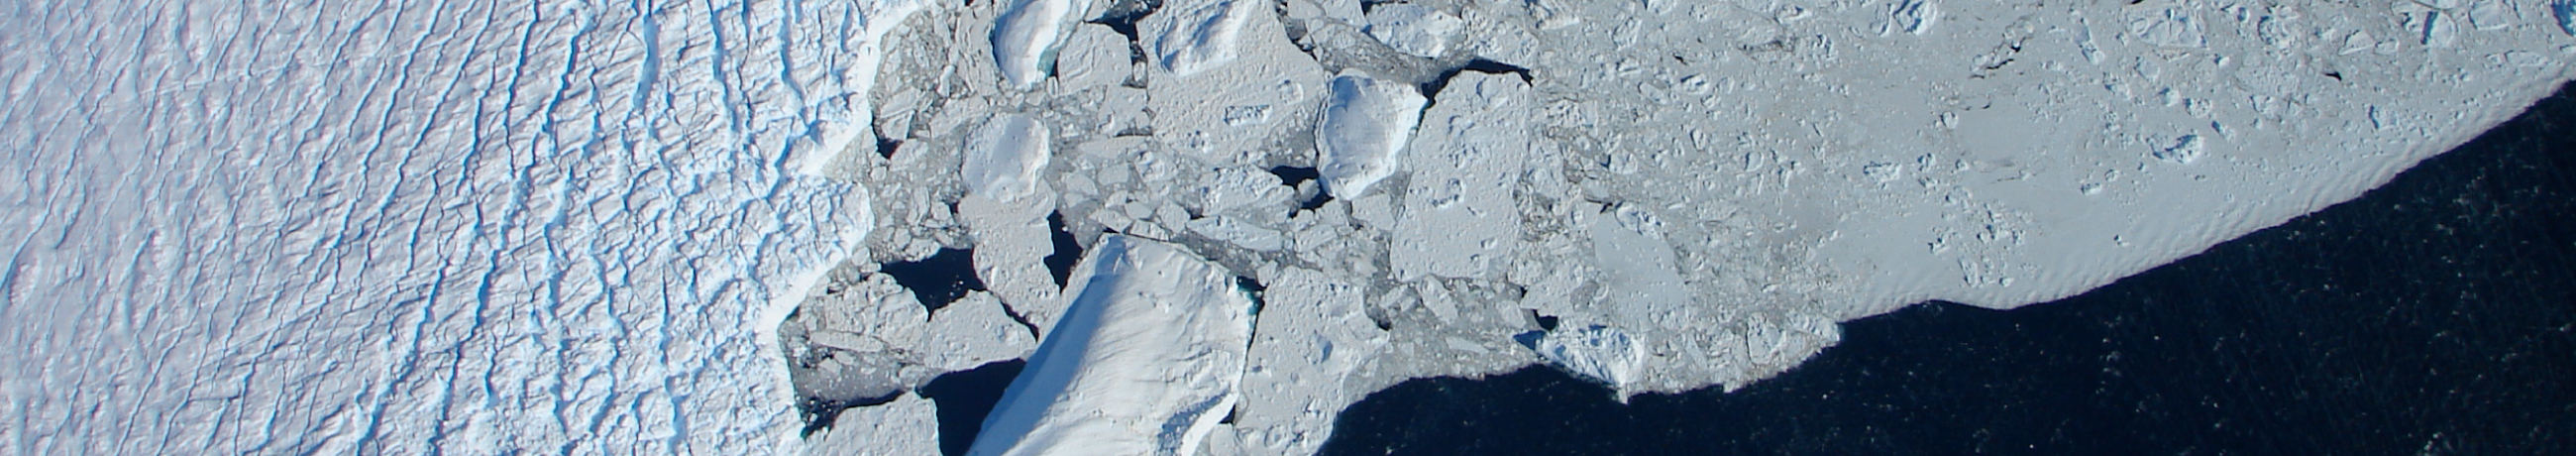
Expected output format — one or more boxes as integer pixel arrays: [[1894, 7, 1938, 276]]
[[961, 114, 1055, 202], [993, 0, 1090, 89], [966, 235, 1254, 456], [7, 0, 2572, 451], [1526, 325, 1644, 393], [1, 0, 926, 452], [1147, 0, 1265, 76], [802, 394, 940, 456], [1362, 4, 1465, 58], [1314, 71, 1428, 199]]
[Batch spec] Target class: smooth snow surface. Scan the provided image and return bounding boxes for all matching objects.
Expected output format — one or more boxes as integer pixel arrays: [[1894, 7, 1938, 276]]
[[966, 235, 1254, 456]]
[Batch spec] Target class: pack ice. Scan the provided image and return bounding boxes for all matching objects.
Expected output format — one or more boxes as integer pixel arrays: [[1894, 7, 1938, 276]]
[[7, 0, 2573, 452]]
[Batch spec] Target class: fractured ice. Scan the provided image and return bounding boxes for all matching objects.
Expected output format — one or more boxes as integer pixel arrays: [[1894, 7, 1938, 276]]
[[966, 235, 1254, 456], [9, 0, 2572, 451]]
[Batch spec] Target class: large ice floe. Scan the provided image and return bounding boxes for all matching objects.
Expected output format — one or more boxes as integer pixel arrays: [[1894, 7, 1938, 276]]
[[3, 0, 2571, 452]]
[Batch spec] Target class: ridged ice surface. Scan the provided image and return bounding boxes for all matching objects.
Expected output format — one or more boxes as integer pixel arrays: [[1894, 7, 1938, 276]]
[[0, 0, 919, 452], [966, 235, 1253, 456]]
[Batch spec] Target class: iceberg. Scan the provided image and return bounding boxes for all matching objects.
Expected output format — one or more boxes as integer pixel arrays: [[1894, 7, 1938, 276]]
[[1313, 71, 1427, 199], [1526, 325, 1645, 392], [966, 235, 1256, 456], [1146, 0, 1264, 76], [992, 0, 1090, 88]]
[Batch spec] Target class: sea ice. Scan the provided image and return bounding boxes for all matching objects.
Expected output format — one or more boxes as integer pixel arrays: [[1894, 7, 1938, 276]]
[[966, 235, 1255, 456], [1527, 325, 1645, 392], [993, 0, 1090, 88], [1362, 4, 1464, 58], [1390, 72, 1532, 282], [1147, 0, 1265, 76], [1313, 71, 1427, 199], [962, 115, 1054, 200], [13, 0, 2573, 450], [802, 394, 941, 456]]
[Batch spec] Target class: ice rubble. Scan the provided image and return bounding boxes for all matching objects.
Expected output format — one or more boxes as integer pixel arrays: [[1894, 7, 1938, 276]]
[[966, 235, 1254, 456], [806, 0, 2575, 450], [779, 270, 1036, 410], [1526, 325, 1644, 391]]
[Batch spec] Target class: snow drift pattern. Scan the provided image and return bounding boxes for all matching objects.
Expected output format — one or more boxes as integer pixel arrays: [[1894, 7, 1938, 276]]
[[967, 235, 1254, 456]]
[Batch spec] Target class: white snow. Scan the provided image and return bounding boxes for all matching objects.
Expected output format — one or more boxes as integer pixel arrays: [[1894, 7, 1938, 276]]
[[993, 0, 1091, 88], [966, 235, 1254, 456], [1362, 4, 1464, 58], [962, 113, 1054, 203], [1389, 72, 1533, 282], [1055, 25, 1138, 90], [0, 0, 925, 452], [1147, 0, 1265, 76], [802, 394, 941, 456], [11, 0, 2574, 451], [1313, 71, 1428, 199]]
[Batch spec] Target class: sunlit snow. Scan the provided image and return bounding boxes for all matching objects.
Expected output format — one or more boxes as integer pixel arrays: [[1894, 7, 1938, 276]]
[[4, 0, 2570, 453]]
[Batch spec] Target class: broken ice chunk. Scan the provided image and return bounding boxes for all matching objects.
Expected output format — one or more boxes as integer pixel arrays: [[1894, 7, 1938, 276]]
[[966, 235, 1256, 456], [961, 114, 1054, 202], [803, 393, 941, 456], [2152, 134, 2204, 165], [1055, 24, 1136, 89], [1314, 72, 1427, 199], [1525, 325, 1644, 390], [993, 0, 1090, 88], [1147, 0, 1264, 76], [1363, 4, 1463, 58]]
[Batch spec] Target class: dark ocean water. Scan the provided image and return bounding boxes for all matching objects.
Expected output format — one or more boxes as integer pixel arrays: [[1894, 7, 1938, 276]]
[[1318, 84, 2576, 455]]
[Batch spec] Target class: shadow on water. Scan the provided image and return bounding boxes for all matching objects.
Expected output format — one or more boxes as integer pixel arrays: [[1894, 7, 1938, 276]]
[[882, 248, 987, 311], [1320, 83, 2576, 455], [920, 360, 1027, 456]]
